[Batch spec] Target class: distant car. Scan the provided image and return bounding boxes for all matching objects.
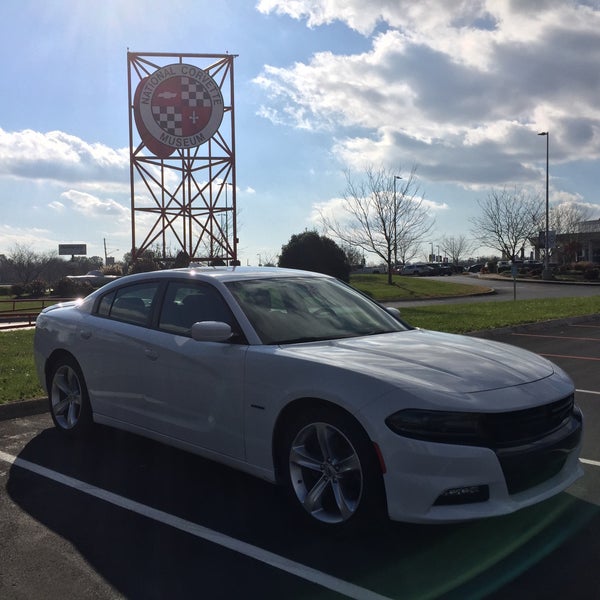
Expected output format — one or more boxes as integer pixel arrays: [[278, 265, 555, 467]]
[[497, 261, 511, 272], [427, 263, 453, 276], [523, 260, 544, 274], [465, 263, 483, 273], [34, 266, 583, 530], [66, 270, 119, 288], [400, 263, 433, 276]]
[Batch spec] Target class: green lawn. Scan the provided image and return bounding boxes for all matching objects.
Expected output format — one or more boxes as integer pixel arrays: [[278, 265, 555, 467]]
[[1, 276, 599, 404], [400, 296, 600, 333], [350, 274, 490, 301], [0, 329, 44, 403]]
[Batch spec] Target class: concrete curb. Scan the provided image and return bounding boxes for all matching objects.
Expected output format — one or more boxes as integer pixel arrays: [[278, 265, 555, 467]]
[[467, 312, 600, 338], [0, 397, 47, 421]]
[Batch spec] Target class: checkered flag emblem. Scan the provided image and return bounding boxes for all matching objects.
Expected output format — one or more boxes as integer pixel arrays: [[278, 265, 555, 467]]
[[151, 76, 214, 137], [180, 77, 212, 108], [152, 105, 183, 136]]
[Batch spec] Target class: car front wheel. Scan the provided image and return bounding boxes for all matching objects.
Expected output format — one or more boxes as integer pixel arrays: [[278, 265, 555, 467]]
[[282, 407, 385, 530], [48, 356, 92, 435]]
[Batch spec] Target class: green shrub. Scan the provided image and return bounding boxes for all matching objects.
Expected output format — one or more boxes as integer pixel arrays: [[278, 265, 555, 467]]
[[103, 264, 123, 276], [27, 280, 47, 297], [572, 261, 594, 272], [11, 283, 25, 298], [54, 277, 93, 298]]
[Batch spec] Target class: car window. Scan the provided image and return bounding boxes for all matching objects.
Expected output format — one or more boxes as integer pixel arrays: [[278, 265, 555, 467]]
[[226, 276, 407, 344], [97, 283, 160, 326], [158, 281, 237, 338]]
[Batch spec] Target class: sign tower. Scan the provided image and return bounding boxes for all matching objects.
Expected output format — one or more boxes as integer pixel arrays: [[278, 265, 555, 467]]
[[127, 52, 238, 264]]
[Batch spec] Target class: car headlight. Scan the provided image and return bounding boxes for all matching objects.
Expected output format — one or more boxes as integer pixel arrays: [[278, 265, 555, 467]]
[[385, 409, 486, 446]]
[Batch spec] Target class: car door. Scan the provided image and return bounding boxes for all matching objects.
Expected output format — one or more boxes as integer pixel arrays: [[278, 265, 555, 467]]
[[79, 280, 162, 429], [139, 280, 248, 460]]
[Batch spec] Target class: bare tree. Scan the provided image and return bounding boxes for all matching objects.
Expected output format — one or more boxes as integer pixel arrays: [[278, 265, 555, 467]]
[[470, 187, 544, 260], [547, 202, 593, 263], [320, 166, 434, 284], [340, 243, 364, 270], [440, 235, 476, 267], [8, 244, 56, 283]]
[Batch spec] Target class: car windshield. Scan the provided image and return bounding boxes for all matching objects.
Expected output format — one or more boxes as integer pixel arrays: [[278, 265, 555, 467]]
[[225, 276, 408, 344]]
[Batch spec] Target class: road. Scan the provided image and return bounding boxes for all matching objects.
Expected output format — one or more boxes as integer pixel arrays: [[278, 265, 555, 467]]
[[394, 274, 600, 306]]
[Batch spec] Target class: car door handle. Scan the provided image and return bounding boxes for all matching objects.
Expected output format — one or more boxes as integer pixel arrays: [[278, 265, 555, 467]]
[[80, 330, 92, 340], [144, 347, 159, 361]]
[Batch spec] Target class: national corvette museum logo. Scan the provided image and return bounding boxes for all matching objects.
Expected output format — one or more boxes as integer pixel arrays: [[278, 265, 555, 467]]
[[134, 63, 224, 158]]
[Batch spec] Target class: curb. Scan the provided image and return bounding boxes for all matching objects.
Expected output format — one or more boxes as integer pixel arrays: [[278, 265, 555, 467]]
[[0, 398, 47, 422], [467, 312, 600, 338]]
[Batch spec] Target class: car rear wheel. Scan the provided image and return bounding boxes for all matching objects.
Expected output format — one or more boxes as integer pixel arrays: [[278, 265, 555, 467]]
[[282, 407, 385, 530], [48, 357, 92, 435]]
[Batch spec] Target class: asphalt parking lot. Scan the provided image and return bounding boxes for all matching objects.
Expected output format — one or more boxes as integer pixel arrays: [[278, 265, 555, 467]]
[[1, 317, 599, 600]]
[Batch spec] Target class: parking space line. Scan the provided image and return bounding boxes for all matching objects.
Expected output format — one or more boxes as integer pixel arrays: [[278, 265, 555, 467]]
[[581, 458, 600, 468], [0, 450, 392, 600], [576, 389, 600, 396], [540, 353, 600, 361], [512, 333, 600, 342]]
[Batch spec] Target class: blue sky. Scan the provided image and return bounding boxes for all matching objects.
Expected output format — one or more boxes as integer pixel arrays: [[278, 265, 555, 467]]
[[1, 0, 599, 266]]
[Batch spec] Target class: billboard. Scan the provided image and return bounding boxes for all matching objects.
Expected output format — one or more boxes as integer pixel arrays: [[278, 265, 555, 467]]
[[59, 244, 87, 256]]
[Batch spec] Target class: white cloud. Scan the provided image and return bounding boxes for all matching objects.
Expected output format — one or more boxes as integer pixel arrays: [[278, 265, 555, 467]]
[[48, 201, 65, 212], [0, 224, 55, 253], [254, 0, 600, 191], [0, 128, 129, 185], [60, 190, 130, 221]]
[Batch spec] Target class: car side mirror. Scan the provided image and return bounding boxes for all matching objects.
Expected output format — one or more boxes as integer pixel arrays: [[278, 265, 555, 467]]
[[191, 321, 233, 342], [385, 307, 402, 319]]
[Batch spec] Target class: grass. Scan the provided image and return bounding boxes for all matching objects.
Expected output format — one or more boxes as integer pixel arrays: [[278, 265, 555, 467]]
[[0, 329, 45, 403], [400, 296, 600, 334], [350, 274, 490, 301], [0, 298, 61, 313], [1, 277, 599, 404]]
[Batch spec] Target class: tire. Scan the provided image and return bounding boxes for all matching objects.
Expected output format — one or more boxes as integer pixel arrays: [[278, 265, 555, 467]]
[[48, 356, 93, 435], [282, 406, 385, 531]]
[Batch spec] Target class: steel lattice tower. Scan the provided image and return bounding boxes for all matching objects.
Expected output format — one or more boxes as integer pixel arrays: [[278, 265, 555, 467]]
[[127, 52, 238, 265]]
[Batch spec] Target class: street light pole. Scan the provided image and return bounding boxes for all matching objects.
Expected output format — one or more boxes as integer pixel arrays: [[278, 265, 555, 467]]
[[538, 131, 551, 279], [393, 175, 402, 267]]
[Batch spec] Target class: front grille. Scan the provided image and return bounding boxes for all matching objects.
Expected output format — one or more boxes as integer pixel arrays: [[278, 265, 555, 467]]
[[481, 395, 581, 495], [481, 394, 575, 448], [496, 413, 582, 494]]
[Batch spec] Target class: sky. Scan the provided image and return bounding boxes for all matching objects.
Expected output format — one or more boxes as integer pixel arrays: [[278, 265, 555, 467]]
[[1, 0, 599, 266]]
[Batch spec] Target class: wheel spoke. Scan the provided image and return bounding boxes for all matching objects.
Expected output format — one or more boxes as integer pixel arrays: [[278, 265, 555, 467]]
[[303, 475, 329, 514], [54, 372, 72, 396], [315, 422, 333, 461], [53, 398, 70, 417], [290, 444, 322, 472], [335, 452, 361, 475], [66, 399, 79, 427], [330, 479, 355, 520]]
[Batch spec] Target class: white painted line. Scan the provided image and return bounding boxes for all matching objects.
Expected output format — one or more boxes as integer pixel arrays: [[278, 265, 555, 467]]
[[576, 389, 600, 396], [0, 450, 391, 600], [580, 458, 600, 468]]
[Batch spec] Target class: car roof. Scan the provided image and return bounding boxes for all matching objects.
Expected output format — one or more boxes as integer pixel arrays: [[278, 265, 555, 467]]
[[107, 266, 330, 287]]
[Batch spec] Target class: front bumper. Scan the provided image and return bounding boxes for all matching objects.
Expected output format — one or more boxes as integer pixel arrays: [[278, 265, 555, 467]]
[[379, 409, 583, 524]]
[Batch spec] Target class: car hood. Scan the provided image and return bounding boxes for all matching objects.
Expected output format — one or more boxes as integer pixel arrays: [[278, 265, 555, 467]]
[[279, 329, 557, 394]]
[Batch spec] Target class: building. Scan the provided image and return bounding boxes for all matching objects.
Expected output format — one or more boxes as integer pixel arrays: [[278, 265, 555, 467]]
[[575, 219, 600, 263]]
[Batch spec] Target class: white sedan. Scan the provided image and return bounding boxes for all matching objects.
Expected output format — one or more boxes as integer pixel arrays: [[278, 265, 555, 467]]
[[34, 267, 583, 530]]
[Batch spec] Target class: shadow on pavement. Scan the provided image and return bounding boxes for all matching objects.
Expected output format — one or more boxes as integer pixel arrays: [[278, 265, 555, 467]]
[[7, 425, 600, 599]]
